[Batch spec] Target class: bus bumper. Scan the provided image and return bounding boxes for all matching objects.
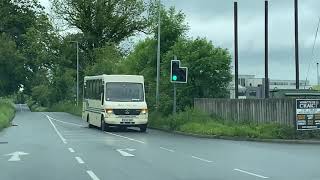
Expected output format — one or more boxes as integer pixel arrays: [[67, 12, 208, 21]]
[[104, 116, 148, 126]]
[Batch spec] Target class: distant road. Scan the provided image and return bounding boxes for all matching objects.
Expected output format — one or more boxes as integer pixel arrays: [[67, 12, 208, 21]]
[[0, 104, 320, 180]]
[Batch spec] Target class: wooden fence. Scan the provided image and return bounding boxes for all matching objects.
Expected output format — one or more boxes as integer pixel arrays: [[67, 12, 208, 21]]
[[194, 98, 296, 126]]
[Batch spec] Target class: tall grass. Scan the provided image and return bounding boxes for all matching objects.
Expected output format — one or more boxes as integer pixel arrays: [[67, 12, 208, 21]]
[[0, 100, 15, 131], [149, 108, 301, 139], [49, 101, 82, 117]]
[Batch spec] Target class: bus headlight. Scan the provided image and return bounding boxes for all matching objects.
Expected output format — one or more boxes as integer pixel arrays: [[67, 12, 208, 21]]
[[141, 109, 148, 114], [106, 109, 113, 114]]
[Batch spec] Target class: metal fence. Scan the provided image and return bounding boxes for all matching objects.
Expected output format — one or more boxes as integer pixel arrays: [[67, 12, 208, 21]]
[[194, 98, 296, 126]]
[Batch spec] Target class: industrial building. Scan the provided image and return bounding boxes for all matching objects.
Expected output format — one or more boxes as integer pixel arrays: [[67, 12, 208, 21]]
[[229, 75, 313, 99]]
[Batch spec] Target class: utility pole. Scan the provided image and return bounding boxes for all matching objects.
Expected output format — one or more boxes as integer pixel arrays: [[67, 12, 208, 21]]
[[156, 0, 161, 110], [265, 0, 269, 98], [69, 41, 79, 106], [317, 62, 319, 85], [294, 0, 300, 89], [234, 1, 239, 99], [76, 41, 79, 106]]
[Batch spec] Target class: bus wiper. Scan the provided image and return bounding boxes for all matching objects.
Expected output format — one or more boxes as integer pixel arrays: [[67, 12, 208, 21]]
[[131, 99, 141, 101]]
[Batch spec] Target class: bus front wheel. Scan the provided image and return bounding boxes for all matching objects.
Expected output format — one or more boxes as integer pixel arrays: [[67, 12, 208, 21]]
[[87, 115, 94, 128], [139, 124, 147, 132]]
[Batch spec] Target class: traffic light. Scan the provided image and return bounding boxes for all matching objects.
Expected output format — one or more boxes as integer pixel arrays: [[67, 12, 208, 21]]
[[171, 60, 188, 83]]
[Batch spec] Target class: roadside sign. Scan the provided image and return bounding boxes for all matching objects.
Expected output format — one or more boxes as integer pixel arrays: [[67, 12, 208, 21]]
[[296, 99, 320, 130]]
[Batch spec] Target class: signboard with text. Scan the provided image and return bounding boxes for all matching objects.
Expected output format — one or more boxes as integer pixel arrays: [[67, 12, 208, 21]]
[[296, 99, 320, 130]]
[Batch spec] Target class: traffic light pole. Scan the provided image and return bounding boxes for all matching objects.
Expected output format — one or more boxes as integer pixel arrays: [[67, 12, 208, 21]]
[[173, 55, 177, 114], [173, 83, 176, 114]]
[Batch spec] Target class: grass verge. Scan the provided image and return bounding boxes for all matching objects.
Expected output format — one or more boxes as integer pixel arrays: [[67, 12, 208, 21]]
[[149, 108, 319, 140], [0, 100, 15, 131], [49, 101, 82, 117], [27, 99, 82, 117]]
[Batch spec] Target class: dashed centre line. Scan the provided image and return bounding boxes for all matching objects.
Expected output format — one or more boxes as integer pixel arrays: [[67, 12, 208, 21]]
[[75, 157, 85, 164], [87, 170, 100, 180], [68, 148, 75, 153], [234, 168, 269, 179], [191, 155, 213, 163], [104, 131, 146, 144], [160, 147, 175, 152]]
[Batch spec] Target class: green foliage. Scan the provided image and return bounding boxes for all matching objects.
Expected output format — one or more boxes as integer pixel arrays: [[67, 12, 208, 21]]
[[0, 33, 25, 96], [86, 45, 123, 75], [149, 108, 300, 139], [0, 0, 43, 46], [52, 0, 148, 48], [49, 101, 82, 117], [149, 3, 189, 53], [0, 99, 15, 131]]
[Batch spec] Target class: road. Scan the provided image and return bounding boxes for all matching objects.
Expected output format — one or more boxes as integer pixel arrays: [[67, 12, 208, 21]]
[[1, 104, 320, 180]]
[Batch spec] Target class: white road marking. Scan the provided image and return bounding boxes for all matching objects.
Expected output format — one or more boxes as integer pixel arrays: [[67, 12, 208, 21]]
[[75, 157, 85, 164], [46, 115, 67, 144], [87, 170, 100, 180], [68, 148, 75, 153], [116, 148, 136, 157], [160, 147, 175, 152], [104, 132, 146, 144], [191, 155, 213, 163], [47, 115, 84, 127], [234, 168, 269, 179], [5, 151, 29, 161]]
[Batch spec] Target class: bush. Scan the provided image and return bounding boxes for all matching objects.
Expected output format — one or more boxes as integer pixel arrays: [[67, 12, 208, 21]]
[[149, 108, 302, 139], [0, 100, 15, 131], [49, 101, 82, 117]]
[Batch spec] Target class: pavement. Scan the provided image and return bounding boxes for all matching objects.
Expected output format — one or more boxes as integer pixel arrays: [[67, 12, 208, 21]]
[[1, 104, 320, 180]]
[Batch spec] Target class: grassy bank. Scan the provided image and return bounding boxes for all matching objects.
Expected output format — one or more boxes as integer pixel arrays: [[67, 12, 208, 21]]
[[49, 101, 82, 116], [149, 108, 318, 140], [0, 100, 15, 131], [27, 100, 82, 117]]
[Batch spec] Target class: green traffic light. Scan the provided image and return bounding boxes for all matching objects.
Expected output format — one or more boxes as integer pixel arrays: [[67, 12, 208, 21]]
[[172, 75, 177, 81]]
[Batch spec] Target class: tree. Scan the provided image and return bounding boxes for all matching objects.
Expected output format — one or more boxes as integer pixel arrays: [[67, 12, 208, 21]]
[[162, 38, 232, 112], [148, 3, 189, 53], [0, 0, 43, 46], [122, 5, 189, 111], [0, 33, 25, 96], [86, 45, 123, 75], [52, 0, 149, 49]]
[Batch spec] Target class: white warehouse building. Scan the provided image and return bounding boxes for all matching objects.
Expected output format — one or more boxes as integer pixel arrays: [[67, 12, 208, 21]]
[[229, 75, 312, 99]]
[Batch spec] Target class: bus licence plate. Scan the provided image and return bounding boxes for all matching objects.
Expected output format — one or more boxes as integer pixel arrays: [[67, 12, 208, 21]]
[[122, 118, 133, 122]]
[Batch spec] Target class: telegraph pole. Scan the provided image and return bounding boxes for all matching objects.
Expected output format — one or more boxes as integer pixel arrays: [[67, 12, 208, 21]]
[[234, 1, 239, 99], [69, 40, 80, 106], [265, 1, 269, 98], [76, 41, 79, 106], [294, 0, 300, 89], [156, 0, 161, 109]]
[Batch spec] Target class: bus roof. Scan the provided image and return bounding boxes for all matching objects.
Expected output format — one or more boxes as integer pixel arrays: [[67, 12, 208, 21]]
[[84, 75, 144, 83]]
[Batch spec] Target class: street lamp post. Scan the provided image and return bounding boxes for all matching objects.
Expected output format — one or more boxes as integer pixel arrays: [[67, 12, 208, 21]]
[[70, 41, 79, 106], [317, 62, 319, 85], [156, 0, 161, 110]]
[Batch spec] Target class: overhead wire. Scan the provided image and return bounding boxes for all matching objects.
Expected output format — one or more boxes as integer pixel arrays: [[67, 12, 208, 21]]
[[304, 17, 320, 89]]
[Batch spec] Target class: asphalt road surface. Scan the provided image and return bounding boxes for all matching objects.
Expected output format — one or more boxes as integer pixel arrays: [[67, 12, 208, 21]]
[[1, 104, 320, 180]]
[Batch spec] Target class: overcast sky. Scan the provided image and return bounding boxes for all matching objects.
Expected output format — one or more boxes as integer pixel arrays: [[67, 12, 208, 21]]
[[39, 0, 320, 85]]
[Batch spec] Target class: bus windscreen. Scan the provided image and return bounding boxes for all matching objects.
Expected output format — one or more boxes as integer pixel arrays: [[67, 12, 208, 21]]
[[106, 82, 144, 102]]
